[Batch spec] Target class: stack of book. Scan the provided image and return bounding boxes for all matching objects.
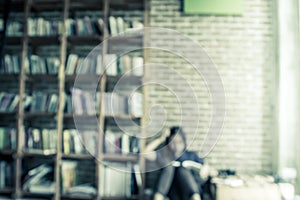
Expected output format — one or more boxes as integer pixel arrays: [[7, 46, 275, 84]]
[[24, 128, 57, 154], [0, 127, 16, 150], [22, 164, 55, 194]]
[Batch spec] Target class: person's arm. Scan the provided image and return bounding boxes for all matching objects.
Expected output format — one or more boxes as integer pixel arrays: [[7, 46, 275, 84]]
[[144, 128, 170, 161]]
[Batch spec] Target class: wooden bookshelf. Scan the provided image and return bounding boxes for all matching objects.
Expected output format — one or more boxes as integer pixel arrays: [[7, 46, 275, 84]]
[[0, 0, 149, 199]]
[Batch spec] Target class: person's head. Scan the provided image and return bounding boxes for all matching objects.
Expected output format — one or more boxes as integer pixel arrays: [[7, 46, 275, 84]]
[[166, 126, 187, 156]]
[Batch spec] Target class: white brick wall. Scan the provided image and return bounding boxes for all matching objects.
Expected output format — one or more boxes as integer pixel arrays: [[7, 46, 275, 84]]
[[146, 0, 276, 174]]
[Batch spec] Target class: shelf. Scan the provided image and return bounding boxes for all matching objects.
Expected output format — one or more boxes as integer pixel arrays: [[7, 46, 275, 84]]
[[110, 0, 144, 10], [66, 74, 101, 84], [24, 112, 57, 119], [61, 193, 96, 199], [26, 74, 58, 82], [22, 150, 57, 157], [106, 75, 142, 92], [62, 153, 94, 160], [105, 114, 141, 120], [68, 35, 103, 46], [101, 195, 139, 200], [21, 191, 54, 198], [0, 188, 14, 194], [6, 36, 23, 46], [0, 1, 24, 13], [0, 74, 20, 81], [103, 154, 138, 162], [0, 112, 17, 118], [69, 0, 103, 11], [0, 149, 16, 156], [107, 34, 143, 54]]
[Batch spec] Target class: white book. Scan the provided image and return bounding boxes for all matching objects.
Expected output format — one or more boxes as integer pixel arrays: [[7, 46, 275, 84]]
[[117, 17, 125, 33], [104, 54, 117, 76], [66, 54, 78, 75], [71, 129, 83, 154], [132, 57, 144, 76], [129, 92, 142, 117], [121, 133, 130, 154], [72, 88, 83, 115], [96, 55, 103, 75], [109, 16, 117, 36]]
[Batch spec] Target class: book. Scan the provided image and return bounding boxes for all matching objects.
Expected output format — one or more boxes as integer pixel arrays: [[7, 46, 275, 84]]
[[128, 92, 143, 117], [104, 54, 118, 76], [66, 54, 79, 75], [100, 162, 132, 197], [22, 164, 54, 193], [109, 16, 117, 36], [25, 128, 57, 153], [0, 161, 12, 188], [61, 160, 77, 193], [104, 129, 140, 155]]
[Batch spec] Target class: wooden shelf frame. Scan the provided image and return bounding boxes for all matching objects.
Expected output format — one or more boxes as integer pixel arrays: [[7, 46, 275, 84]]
[[0, 0, 148, 199]]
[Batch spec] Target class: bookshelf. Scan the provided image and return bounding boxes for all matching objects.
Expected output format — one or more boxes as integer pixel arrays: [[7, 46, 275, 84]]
[[0, 0, 149, 199]]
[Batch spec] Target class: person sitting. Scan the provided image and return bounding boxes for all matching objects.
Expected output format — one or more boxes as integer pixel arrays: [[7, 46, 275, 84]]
[[145, 126, 215, 200]]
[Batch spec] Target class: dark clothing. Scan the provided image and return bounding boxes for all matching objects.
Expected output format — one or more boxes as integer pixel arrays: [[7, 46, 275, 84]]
[[156, 151, 204, 200], [177, 151, 204, 164]]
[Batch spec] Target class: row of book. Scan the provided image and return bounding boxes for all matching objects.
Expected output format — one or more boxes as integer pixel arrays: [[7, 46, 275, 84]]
[[63, 129, 97, 156], [108, 16, 144, 36], [24, 128, 57, 154], [0, 127, 16, 150], [1, 53, 143, 76], [104, 129, 140, 155], [72, 89, 143, 117], [0, 90, 142, 117], [0, 161, 12, 188], [6, 16, 143, 37], [65, 53, 144, 76], [1, 54, 59, 74]]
